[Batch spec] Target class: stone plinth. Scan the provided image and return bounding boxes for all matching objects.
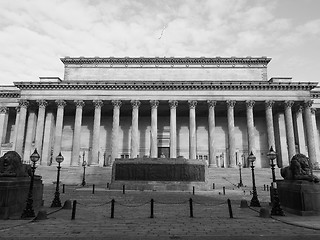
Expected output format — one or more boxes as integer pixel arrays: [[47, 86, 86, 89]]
[[0, 177, 43, 219], [277, 180, 320, 216], [110, 158, 209, 191]]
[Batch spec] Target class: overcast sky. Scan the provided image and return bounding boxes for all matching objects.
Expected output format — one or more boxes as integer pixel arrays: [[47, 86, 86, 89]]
[[1, 0, 319, 85]]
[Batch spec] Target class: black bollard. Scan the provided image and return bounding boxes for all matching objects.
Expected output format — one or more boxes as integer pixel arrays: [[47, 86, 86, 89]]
[[122, 185, 125, 194], [192, 186, 195, 195], [227, 199, 233, 218], [150, 199, 154, 218], [107, 182, 109, 189], [223, 186, 226, 195], [267, 185, 269, 191], [62, 184, 65, 194], [264, 184, 266, 191], [71, 200, 77, 220], [111, 199, 115, 219], [189, 198, 193, 218], [212, 183, 215, 189], [92, 184, 95, 194]]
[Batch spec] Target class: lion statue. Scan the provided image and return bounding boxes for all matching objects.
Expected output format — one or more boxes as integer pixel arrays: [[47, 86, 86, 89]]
[[0, 151, 31, 177], [280, 153, 319, 183]]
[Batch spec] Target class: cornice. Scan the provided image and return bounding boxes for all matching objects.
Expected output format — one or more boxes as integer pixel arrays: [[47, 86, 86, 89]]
[[0, 90, 20, 98], [60, 56, 271, 66], [311, 91, 320, 99], [13, 81, 318, 91]]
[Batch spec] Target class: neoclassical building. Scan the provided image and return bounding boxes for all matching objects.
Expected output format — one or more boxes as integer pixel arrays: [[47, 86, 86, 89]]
[[0, 56, 319, 169]]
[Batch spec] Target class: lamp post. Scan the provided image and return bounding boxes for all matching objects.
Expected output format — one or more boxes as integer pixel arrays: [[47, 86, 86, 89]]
[[81, 157, 87, 187], [237, 161, 243, 187], [267, 146, 285, 216], [21, 149, 40, 219], [51, 152, 64, 207], [248, 151, 261, 207]]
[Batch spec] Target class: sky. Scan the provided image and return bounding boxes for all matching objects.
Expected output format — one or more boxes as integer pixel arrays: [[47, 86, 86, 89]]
[[0, 0, 320, 85]]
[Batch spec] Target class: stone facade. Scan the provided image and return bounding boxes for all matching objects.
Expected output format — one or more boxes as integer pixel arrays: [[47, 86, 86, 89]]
[[0, 57, 319, 169]]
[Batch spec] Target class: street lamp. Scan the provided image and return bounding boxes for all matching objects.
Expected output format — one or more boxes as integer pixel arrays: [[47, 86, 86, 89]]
[[267, 146, 285, 216], [51, 152, 64, 208], [21, 149, 40, 219], [81, 158, 87, 187], [237, 161, 243, 187], [248, 151, 261, 207]]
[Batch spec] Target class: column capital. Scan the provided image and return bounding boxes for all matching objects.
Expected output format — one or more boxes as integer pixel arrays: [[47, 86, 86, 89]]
[[304, 100, 313, 108], [15, 106, 20, 113], [150, 100, 159, 109], [311, 108, 317, 115], [112, 100, 122, 108], [131, 100, 141, 109], [246, 100, 255, 108], [74, 100, 85, 108], [0, 106, 8, 114], [207, 100, 217, 108], [188, 100, 197, 109], [93, 100, 104, 109], [18, 99, 29, 108], [265, 100, 274, 109], [284, 100, 294, 109], [36, 100, 48, 109], [169, 100, 178, 109], [55, 100, 66, 108], [226, 100, 236, 108]]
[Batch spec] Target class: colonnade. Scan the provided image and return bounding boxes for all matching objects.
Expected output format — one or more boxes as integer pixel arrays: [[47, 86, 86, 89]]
[[0, 99, 318, 168]]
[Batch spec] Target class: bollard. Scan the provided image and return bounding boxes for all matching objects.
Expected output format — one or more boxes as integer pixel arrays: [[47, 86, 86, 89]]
[[150, 199, 154, 218], [192, 186, 195, 195], [227, 199, 233, 218], [264, 184, 266, 191], [62, 184, 65, 194], [223, 186, 226, 195], [92, 184, 95, 194], [107, 182, 109, 189], [71, 200, 77, 220], [122, 185, 125, 194], [111, 199, 115, 219], [267, 185, 269, 191], [189, 198, 193, 218], [212, 183, 215, 189]]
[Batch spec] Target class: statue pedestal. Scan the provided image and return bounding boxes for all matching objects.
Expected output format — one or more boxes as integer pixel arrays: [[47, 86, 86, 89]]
[[277, 180, 320, 216], [110, 158, 209, 191], [0, 177, 43, 219]]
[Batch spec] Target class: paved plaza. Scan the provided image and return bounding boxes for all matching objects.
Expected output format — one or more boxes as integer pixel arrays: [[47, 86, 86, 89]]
[[1, 169, 320, 239]]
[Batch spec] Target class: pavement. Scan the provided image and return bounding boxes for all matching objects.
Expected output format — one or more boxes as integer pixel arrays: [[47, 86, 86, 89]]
[[1, 168, 320, 239]]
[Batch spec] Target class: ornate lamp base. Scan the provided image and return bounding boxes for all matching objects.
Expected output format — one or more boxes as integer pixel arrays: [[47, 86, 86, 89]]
[[250, 195, 261, 207]]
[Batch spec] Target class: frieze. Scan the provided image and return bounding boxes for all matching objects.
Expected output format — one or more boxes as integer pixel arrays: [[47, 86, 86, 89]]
[[13, 81, 318, 92], [0, 92, 20, 98]]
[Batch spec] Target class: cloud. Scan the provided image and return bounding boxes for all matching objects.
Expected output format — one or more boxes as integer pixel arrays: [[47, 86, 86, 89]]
[[0, 0, 320, 84]]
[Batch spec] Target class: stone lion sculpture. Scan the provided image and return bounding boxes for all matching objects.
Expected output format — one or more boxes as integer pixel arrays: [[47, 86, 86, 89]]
[[0, 151, 31, 177], [280, 153, 319, 183]]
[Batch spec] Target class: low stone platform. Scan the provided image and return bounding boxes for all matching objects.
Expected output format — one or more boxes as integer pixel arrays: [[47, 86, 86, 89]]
[[110, 158, 209, 191], [277, 180, 320, 216]]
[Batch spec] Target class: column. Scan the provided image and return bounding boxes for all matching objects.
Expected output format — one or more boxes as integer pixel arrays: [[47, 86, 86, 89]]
[[303, 100, 317, 165], [246, 100, 255, 154], [71, 100, 85, 166], [23, 109, 37, 162], [311, 108, 320, 164], [91, 100, 103, 165], [227, 100, 236, 168], [130, 100, 140, 158], [15, 100, 29, 157], [207, 100, 216, 167], [111, 100, 122, 163], [284, 100, 296, 159], [53, 100, 66, 162], [0, 107, 8, 153], [35, 100, 47, 159], [295, 106, 307, 155], [169, 100, 178, 158], [12, 106, 20, 150], [150, 100, 159, 158], [188, 100, 197, 159], [265, 100, 275, 150], [42, 111, 55, 166], [2, 108, 9, 143]]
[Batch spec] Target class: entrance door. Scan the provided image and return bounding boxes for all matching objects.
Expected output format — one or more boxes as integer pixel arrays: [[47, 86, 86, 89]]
[[158, 147, 170, 158]]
